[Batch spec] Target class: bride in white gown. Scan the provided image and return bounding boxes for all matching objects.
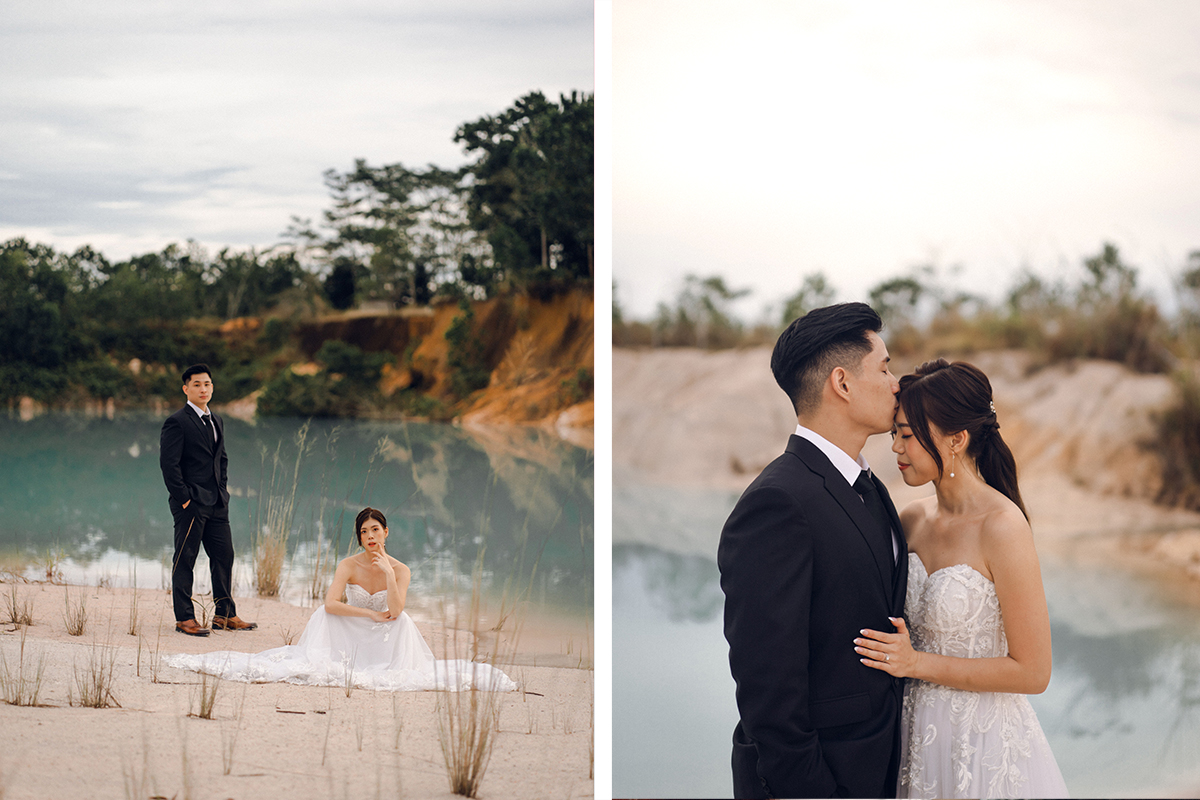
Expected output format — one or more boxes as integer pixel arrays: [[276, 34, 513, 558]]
[[853, 360, 1067, 799], [165, 507, 516, 693]]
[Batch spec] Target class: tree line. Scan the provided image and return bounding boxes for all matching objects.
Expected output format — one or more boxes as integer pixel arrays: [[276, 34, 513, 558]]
[[1, 90, 593, 408], [614, 242, 1200, 511], [614, 242, 1200, 374]]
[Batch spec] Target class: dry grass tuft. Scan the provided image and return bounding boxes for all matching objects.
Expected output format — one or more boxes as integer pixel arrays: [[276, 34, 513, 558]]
[[126, 565, 140, 637], [72, 641, 120, 708], [0, 625, 47, 706], [3, 583, 34, 626], [307, 535, 335, 603], [126, 587, 140, 637], [63, 586, 87, 636], [253, 421, 310, 597], [39, 546, 65, 584], [190, 669, 222, 720], [437, 685, 501, 798], [193, 593, 214, 628], [148, 605, 168, 683], [435, 549, 528, 798]]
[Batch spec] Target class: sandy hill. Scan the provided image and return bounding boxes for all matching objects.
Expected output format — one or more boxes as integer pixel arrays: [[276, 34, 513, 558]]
[[614, 347, 1200, 586]]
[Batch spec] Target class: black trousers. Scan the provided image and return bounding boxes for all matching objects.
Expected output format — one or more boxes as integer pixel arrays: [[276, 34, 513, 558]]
[[170, 501, 237, 622]]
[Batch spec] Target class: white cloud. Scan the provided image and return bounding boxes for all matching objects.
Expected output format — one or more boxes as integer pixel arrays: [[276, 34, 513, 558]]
[[0, 0, 593, 260]]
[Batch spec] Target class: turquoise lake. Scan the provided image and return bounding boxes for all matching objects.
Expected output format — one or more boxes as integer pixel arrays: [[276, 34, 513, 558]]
[[0, 412, 593, 627], [613, 483, 1200, 799]]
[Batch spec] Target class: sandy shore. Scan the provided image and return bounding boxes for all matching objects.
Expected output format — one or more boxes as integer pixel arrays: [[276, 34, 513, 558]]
[[0, 583, 593, 799]]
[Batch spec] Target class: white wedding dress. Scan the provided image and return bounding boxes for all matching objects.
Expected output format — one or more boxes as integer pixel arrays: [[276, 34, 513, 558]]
[[164, 583, 517, 692], [899, 553, 1068, 799]]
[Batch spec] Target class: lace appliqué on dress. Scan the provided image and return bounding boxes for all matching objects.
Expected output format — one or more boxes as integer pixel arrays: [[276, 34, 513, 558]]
[[898, 554, 1068, 799]]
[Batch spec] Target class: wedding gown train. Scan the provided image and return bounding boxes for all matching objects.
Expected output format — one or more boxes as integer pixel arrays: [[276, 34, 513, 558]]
[[899, 553, 1068, 799], [164, 583, 517, 692]]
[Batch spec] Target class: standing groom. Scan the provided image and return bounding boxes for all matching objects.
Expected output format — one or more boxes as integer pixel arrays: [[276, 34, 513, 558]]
[[160, 364, 256, 636], [718, 303, 907, 798]]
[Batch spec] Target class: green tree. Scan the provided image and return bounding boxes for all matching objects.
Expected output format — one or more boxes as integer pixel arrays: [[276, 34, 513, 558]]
[[653, 274, 749, 348], [312, 161, 485, 307], [781, 272, 836, 324], [324, 259, 358, 310], [868, 274, 928, 329], [0, 242, 72, 371], [1081, 241, 1138, 301], [207, 248, 305, 319], [454, 91, 594, 289]]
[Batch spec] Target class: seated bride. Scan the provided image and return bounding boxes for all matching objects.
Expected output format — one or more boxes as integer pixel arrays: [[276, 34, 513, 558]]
[[165, 507, 517, 692]]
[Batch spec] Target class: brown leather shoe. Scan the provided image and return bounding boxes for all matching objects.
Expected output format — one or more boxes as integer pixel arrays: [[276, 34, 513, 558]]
[[212, 615, 257, 631], [176, 619, 210, 636]]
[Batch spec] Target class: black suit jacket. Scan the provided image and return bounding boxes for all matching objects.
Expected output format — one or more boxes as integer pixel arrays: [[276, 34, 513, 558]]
[[718, 435, 908, 799], [160, 405, 229, 509]]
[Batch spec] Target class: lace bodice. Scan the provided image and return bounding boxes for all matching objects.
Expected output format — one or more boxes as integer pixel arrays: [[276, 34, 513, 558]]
[[905, 553, 1007, 659], [899, 552, 1067, 798], [345, 583, 389, 613]]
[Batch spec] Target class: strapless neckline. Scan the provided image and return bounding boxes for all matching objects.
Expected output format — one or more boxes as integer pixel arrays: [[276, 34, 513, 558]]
[[347, 583, 388, 598], [909, 552, 992, 585]]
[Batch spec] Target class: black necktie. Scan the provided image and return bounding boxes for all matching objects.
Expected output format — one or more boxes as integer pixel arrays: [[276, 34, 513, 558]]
[[202, 414, 215, 441], [853, 469, 894, 566]]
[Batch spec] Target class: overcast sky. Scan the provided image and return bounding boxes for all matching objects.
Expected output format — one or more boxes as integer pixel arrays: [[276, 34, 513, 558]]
[[614, 0, 1200, 320], [0, 0, 593, 261]]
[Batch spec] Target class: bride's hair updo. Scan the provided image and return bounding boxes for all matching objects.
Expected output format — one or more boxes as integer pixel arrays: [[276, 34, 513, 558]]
[[898, 359, 1027, 520], [355, 507, 388, 545]]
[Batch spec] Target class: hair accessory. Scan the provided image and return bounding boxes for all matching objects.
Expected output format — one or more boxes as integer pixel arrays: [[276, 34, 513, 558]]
[[989, 400, 996, 414]]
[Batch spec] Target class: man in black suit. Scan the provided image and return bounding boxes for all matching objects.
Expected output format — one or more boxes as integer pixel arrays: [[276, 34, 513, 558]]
[[160, 364, 256, 636], [718, 303, 907, 798]]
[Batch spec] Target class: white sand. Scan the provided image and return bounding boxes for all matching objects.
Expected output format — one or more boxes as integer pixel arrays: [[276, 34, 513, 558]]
[[0, 583, 593, 799]]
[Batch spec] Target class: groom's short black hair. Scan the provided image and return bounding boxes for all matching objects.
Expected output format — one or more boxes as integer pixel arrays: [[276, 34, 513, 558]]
[[182, 364, 212, 385], [771, 302, 883, 415]]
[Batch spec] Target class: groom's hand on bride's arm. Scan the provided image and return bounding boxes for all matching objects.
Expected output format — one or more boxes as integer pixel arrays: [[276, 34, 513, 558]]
[[855, 617, 921, 678]]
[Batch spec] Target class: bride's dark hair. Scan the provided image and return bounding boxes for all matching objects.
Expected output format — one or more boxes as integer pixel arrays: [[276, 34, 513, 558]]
[[898, 359, 1028, 520], [355, 507, 388, 545]]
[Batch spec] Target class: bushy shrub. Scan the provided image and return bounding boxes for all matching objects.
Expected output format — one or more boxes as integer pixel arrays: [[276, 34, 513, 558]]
[[256, 342, 392, 417], [256, 370, 345, 417], [1156, 371, 1200, 510], [314, 340, 391, 387], [445, 298, 490, 397]]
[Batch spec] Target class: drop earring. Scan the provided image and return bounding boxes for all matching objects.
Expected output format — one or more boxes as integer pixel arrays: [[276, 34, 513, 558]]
[[949, 450, 956, 478]]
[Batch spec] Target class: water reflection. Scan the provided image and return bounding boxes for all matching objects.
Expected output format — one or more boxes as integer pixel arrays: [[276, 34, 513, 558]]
[[0, 413, 593, 613], [614, 539, 1200, 798], [613, 543, 723, 623]]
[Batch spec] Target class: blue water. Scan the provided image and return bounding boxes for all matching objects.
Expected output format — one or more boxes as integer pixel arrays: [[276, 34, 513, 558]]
[[0, 412, 593, 618], [613, 488, 1200, 799]]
